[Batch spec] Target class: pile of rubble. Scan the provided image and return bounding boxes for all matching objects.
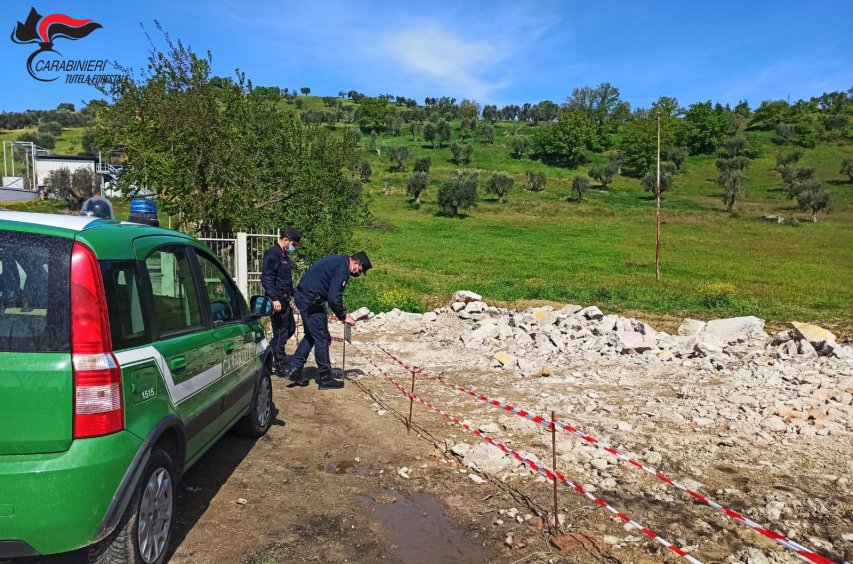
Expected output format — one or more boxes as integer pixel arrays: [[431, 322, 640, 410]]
[[352, 290, 853, 439]]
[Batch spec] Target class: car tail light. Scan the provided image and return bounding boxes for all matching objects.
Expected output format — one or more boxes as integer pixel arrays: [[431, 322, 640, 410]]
[[70, 242, 123, 439]]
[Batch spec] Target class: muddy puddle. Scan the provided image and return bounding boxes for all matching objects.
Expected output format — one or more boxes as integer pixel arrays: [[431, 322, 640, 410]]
[[360, 490, 492, 563], [319, 459, 378, 476]]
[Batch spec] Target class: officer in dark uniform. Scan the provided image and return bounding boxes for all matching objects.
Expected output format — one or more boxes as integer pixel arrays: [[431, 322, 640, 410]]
[[261, 227, 302, 374], [281, 251, 372, 389]]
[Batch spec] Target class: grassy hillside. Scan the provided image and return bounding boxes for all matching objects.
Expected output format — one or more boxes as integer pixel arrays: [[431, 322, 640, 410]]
[[2, 107, 852, 333], [345, 116, 853, 332]]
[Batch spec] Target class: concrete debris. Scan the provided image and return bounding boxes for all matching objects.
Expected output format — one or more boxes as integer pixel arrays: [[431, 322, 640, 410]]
[[678, 318, 706, 336], [454, 290, 483, 303], [578, 306, 604, 320], [352, 290, 853, 559], [351, 306, 372, 321]]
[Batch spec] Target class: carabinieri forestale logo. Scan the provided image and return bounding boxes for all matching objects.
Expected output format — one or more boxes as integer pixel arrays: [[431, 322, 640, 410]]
[[11, 7, 122, 84]]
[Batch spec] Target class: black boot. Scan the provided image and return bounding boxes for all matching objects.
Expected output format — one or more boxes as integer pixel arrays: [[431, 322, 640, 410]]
[[316, 370, 344, 390], [281, 364, 309, 387]]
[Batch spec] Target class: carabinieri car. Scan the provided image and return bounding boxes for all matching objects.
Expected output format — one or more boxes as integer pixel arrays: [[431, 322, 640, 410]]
[[0, 211, 275, 564]]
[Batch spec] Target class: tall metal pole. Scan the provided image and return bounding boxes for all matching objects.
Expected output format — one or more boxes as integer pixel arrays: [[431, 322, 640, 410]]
[[407, 366, 416, 434], [655, 115, 662, 282], [551, 410, 559, 534]]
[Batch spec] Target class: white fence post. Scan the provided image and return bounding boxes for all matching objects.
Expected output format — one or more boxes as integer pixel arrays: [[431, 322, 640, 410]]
[[235, 232, 249, 298]]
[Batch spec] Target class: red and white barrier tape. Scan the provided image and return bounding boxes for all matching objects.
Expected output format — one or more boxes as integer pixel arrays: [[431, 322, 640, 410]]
[[350, 343, 703, 564], [372, 344, 837, 564]]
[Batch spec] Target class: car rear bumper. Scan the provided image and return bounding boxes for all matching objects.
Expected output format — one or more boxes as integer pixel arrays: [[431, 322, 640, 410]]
[[0, 430, 141, 556]]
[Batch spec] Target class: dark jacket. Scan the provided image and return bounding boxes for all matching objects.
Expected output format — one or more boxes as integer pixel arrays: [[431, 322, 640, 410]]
[[261, 244, 293, 302], [295, 255, 350, 321]]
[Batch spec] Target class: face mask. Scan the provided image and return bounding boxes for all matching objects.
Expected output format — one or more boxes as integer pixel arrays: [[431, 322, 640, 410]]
[[285, 245, 296, 254]]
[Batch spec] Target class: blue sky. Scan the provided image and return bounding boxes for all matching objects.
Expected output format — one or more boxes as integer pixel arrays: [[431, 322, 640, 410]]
[[1, 0, 851, 112]]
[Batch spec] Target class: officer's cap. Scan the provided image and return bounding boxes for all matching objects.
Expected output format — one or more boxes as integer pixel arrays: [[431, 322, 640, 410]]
[[352, 251, 372, 273], [280, 226, 302, 245]]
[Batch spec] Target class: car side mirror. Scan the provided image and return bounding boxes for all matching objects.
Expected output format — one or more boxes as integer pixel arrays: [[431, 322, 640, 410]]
[[249, 295, 274, 317]]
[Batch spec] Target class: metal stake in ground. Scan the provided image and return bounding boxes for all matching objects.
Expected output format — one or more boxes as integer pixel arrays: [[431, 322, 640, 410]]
[[407, 366, 416, 433], [551, 410, 560, 534], [342, 324, 351, 378]]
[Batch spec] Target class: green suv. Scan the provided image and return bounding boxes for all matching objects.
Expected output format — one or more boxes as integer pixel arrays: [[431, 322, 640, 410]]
[[0, 211, 275, 563]]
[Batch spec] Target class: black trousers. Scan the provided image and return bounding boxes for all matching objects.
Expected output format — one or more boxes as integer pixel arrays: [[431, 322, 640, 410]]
[[270, 305, 295, 367], [290, 294, 332, 374]]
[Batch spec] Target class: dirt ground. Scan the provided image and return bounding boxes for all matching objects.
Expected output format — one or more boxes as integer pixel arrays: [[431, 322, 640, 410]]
[[14, 324, 852, 564]]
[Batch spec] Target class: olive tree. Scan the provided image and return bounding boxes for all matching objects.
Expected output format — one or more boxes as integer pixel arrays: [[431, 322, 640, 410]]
[[437, 170, 478, 216], [485, 171, 513, 203], [406, 171, 429, 204], [571, 175, 591, 202]]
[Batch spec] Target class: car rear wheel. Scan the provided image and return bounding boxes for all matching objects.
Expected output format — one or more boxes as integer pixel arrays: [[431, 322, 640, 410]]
[[89, 448, 175, 564], [235, 365, 274, 437]]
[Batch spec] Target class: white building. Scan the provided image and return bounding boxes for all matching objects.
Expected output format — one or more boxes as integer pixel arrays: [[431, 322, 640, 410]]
[[35, 155, 97, 188]]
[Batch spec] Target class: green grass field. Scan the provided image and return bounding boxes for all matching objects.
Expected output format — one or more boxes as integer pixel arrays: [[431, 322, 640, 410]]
[[2, 112, 852, 333]]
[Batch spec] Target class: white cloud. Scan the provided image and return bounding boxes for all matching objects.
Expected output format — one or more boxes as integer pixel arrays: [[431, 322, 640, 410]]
[[381, 24, 513, 101]]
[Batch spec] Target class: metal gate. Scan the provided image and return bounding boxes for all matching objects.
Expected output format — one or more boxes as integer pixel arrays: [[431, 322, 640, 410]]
[[197, 231, 277, 298]]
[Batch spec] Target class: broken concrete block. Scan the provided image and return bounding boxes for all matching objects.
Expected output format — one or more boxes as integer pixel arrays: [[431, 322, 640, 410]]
[[454, 290, 482, 303], [493, 352, 518, 368], [579, 306, 604, 320], [702, 316, 766, 344], [791, 322, 836, 350], [465, 301, 485, 314], [352, 306, 372, 321], [677, 318, 706, 336]]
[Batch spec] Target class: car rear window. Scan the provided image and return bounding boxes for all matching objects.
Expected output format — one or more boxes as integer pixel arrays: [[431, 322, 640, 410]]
[[0, 230, 72, 352]]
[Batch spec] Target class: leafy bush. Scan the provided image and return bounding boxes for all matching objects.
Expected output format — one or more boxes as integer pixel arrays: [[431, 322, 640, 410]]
[[38, 121, 63, 136]]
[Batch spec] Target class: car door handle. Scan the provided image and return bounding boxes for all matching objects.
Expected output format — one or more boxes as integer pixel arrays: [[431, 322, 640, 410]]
[[170, 356, 187, 373], [224, 342, 234, 354], [254, 331, 264, 343]]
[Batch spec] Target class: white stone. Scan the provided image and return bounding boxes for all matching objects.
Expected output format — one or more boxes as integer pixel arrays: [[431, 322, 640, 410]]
[[702, 316, 766, 344], [479, 422, 500, 434], [690, 333, 724, 356], [451, 443, 471, 457], [559, 304, 583, 315], [352, 306, 372, 321], [798, 339, 818, 357], [592, 458, 609, 471], [692, 417, 714, 427], [579, 306, 604, 320], [451, 301, 466, 312], [760, 416, 787, 432], [464, 301, 485, 314], [463, 443, 512, 473], [468, 473, 486, 484], [422, 311, 438, 322], [612, 331, 652, 354], [677, 318, 706, 336], [615, 421, 633, 432], [454, 290, 482, 303]]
